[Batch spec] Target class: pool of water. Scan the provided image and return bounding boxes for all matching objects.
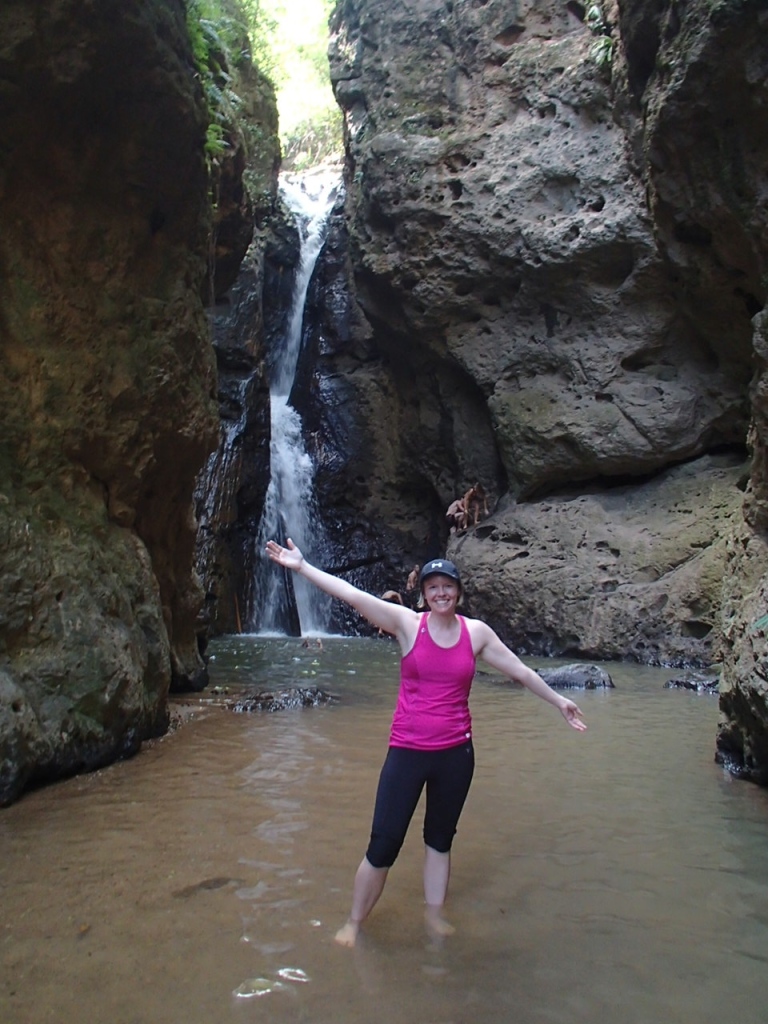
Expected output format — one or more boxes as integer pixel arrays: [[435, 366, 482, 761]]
[[1, 635, 767, 1024]]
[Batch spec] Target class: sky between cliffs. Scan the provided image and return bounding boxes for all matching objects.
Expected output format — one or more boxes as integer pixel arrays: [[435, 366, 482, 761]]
[[261, 0, 341, 166]]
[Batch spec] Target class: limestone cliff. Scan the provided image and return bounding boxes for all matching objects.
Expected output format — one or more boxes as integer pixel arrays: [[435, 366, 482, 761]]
[[617, 0, 768, 781], [279, 0, 767, 775], [0, 0, 220, 803]]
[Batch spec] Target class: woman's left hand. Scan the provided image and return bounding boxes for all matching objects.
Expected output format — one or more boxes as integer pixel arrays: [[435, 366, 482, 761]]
[[560, 699, 587, 731], [265, 538, 305, 573]]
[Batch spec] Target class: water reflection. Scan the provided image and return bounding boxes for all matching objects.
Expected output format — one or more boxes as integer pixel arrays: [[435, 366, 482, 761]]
[[1, 636, 767, 1024]]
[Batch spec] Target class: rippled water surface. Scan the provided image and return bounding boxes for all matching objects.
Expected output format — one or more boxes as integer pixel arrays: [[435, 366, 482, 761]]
[[2, 636, 768, 1024]]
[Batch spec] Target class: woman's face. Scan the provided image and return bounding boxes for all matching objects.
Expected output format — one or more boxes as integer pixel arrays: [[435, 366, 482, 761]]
[[422, 574, 461, 612]]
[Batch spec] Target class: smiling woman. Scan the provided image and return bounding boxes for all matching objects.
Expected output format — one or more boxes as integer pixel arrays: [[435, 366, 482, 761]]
[[265, 538, 586, 946]]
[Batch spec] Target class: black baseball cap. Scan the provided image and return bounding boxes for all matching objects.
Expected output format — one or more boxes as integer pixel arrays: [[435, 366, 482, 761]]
[[419, 559, 462, 585]]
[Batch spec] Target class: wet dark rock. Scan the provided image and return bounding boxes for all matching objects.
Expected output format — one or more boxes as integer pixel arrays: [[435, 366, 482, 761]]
[[194, 256, 274, 637], [225, 686, 336, 712], [537, 663, 615, 690], [0, 0, 223, 804], [664, 674, 719, 694]]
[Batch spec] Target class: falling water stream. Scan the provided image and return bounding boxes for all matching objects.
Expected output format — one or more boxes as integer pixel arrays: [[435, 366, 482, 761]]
[[251, 171, 340, 636]]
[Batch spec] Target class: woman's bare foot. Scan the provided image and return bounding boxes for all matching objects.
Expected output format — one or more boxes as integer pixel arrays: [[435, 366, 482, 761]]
[[424, 904, 455, 937], [334, 920, 361, 947]]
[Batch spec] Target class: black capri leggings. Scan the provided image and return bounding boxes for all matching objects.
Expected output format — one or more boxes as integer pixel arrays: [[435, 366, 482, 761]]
[[365, 741, 475, 869]]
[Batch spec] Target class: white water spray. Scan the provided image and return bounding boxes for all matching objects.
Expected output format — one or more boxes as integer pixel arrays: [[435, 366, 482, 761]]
[[252, 171, 340, 634]]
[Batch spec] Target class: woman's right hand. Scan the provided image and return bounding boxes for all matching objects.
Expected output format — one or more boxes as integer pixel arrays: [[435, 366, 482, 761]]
[[265, 538, 305, 573]]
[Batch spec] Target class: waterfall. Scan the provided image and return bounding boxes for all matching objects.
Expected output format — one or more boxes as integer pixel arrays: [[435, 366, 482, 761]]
[[250, 170, 340, 636]]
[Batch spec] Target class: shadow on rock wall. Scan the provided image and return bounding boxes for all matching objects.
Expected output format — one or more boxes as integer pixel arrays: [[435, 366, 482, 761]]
[[0, 0, 219, 803]]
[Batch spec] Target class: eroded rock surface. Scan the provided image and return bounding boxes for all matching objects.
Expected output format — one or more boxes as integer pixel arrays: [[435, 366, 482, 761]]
[[290, 0, 768, 771], [452, 453, 746, 666], [538, 663, 615, 689], [0, 0, 218, 802], [327, 0, 749, 502], [296, 0, 752, 658]]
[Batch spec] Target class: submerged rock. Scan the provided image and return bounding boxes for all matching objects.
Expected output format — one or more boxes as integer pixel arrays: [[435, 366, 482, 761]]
[[664, 675, 719, 695], [225, 686, 335, 712], [537, 664, 615, 690]]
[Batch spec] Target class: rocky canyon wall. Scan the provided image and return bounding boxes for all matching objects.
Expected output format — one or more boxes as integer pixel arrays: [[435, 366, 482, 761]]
[[286, 0, 767, 771], [0, 0, 223, 804], [3, 0, 767, 800]]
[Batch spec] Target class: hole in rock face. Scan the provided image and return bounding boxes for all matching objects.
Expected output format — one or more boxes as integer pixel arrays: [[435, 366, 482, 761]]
[[448, 179, 463, 199], [444, 152, 471, 172], [540, 302, 558, 337], [621, 348, 665, 372], [566, 0, 586, 21], [495, 24, 525, 45], [588, 195, 605, 212], [681, 620, 712, 639]]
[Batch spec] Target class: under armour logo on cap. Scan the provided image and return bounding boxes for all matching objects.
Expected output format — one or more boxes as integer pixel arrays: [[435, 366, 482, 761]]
[[419, 559, 461, 584]]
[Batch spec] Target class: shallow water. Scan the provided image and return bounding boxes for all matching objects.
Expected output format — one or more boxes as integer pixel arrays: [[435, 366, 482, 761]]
[[2, 636, 768, 1024]]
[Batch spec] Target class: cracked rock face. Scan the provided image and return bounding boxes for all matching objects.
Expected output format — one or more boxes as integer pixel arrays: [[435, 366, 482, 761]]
[[328, 0, 749, 503], [452, 452, 746, 667], [291, 0, 756, 675], [0, 0, 218, 803]]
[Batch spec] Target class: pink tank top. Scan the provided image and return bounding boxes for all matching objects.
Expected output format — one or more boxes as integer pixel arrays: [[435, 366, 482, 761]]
[[389, 613, 476, 750]]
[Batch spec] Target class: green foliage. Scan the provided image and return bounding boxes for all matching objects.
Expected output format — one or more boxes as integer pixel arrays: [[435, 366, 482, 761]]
[[590, 34, 615, 71], [188, 0, 254, 65], [251, 0, 342, 167], [186, 0, 241, 172], [237, 0, 279, 76], [585, 2, 607, 34], [281, 107, 343, 171], [187, 0, 342, 174], [205, 122, 227, 158], [585, 1, 614, 77]]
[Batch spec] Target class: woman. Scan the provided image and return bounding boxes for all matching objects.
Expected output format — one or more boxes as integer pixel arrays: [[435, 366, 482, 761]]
[[265, 539, 587, 946]]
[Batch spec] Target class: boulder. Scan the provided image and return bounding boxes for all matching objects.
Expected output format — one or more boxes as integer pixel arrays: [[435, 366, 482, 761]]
[[538, 663, 615, 690]]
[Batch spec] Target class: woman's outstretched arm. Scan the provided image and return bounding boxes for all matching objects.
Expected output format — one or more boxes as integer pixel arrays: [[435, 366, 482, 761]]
[[468, 619, 587, 731], [265, 538, 417, 640]]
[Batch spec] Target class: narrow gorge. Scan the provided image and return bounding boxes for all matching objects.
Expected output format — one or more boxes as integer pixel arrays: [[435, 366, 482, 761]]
[[1, 0, 767, 804]]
